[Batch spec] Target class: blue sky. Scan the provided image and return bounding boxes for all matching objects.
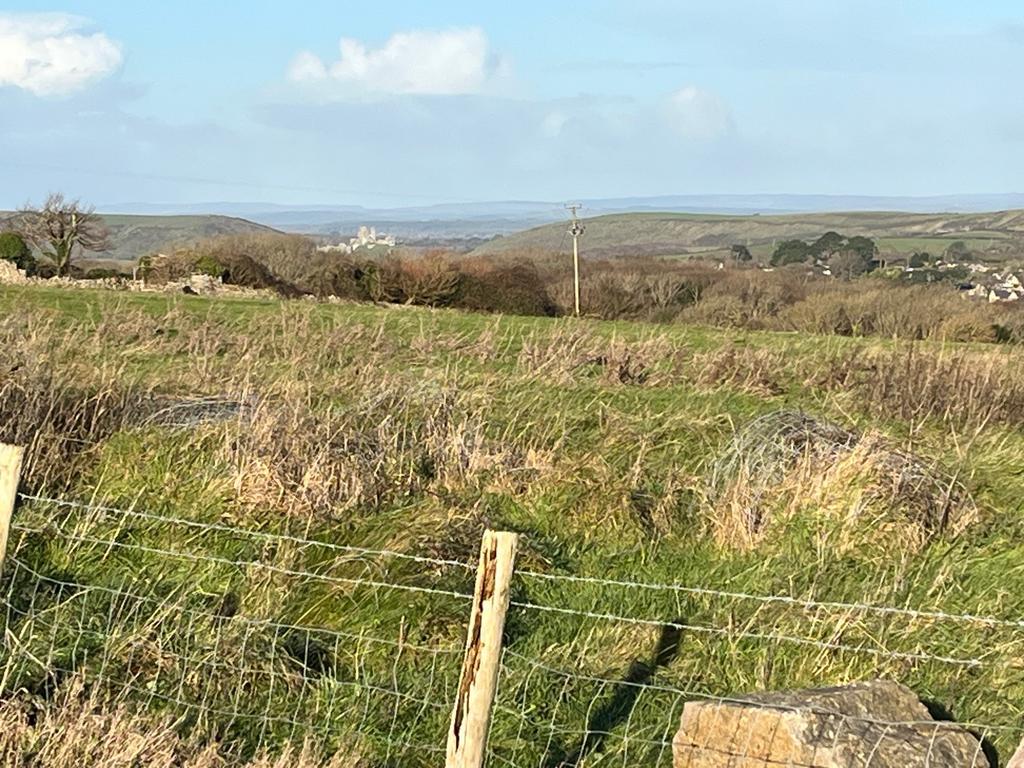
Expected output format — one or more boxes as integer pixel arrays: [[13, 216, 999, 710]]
[[2, 1, 1024, 207]]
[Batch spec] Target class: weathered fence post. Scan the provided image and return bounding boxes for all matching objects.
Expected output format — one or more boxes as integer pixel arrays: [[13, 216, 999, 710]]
[[446, 530, 519, 768], [0, 444, 25, 575]]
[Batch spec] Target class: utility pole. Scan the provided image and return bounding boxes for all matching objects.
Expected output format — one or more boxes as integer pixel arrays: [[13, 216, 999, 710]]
[[566, 203, 585, 316]]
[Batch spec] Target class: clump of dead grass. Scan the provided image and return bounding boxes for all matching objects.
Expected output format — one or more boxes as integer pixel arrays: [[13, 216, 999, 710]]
[[0, 315, 152, 491], [706, 411, 977, 552], [517, 326, 675, 385], [222, 379, 548, 518], [796, 342, 1024, 431], [690, 346, 789, 396], [823, 345, 1024, 429], [0, 679, 364, 767]]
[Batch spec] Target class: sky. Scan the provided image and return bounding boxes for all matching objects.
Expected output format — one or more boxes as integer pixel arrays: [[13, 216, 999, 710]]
[[2, 1, 1024, 208]]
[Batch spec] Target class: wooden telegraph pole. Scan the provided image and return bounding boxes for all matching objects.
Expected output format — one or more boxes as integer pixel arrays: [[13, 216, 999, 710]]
[[566, 203, 585, 317], [446, 530, 519, 768]]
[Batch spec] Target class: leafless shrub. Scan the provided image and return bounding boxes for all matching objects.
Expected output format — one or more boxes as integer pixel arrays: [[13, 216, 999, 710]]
[[545, 260, 715, 321], [391, 252, 462, 306], [683, 269, 809, 329]]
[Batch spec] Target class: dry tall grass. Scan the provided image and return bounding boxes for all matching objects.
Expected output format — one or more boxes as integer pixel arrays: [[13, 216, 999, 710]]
[[4, 289, 1024, 765], [223, 379, 549, 518], [706, 412, 976, 552], [0, 680, 363, 767]]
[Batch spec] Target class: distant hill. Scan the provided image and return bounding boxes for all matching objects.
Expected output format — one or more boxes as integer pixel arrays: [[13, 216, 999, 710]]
[[100, 194, 1024, 241], [97, 214, 280, 261], [469, 209, 1024, 260], [0, 212, 280, 262]]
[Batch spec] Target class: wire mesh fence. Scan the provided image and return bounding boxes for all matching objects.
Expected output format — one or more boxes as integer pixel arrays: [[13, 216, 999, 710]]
[[2, 489, 1024, 766], [1, 492, 473, 765]]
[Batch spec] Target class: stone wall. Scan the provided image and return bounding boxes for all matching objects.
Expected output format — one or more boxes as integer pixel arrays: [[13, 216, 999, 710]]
[[0, 260, 28, 285]]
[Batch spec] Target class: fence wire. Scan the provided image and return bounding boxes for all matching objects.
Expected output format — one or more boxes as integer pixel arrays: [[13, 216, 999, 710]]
[[1, 492, 473, 766], [3, 491, 1024, 767]]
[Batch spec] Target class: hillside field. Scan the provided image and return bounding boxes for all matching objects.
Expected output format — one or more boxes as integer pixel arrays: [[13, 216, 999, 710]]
[[2, 285, 1024, 765], [472, 210, 1024, 261], [0, 211, 279, 265]]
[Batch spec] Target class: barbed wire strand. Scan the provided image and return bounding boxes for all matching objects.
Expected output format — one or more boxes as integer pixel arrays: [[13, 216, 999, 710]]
[[5, 555, 463, 656], [19, 493, 1024, 633], [508, 600, 987, 668], [501, 649, 1023, 735], [9, 522, 474, 604], [16, 493, 476, 571], [518, 569, 1024, 630]]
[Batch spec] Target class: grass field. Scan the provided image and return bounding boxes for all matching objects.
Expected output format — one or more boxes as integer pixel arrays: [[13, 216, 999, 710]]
[[2, 285, 1024, 766]]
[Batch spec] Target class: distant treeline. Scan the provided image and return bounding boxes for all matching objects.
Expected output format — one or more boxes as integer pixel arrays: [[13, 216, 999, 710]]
[[7, 230, 1023, 344]]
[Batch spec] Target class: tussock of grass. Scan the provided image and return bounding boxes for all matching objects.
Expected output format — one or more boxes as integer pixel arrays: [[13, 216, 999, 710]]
[[0, 678, 365, 767], [819, 344, 1024, 429], [516, 326, 677, 386], [222, 379, 558, 520], [692, 346, 789, 397], [706, 411, 976, 552]]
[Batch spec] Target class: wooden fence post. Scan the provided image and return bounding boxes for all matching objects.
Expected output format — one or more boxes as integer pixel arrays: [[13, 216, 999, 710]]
[[0, 444, 25, 575], [446, 530, 519, 768]]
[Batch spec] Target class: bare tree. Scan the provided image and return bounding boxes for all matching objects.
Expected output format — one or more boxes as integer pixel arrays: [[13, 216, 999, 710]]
[[828, 249, 870, 281], [19, 193, 109, 276]]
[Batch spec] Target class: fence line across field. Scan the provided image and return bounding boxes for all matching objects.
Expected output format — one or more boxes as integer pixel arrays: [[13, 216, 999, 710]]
[[4, 554, 464, 656], [3, 448, 1023, 766], [0, 551, 464, 765], [499, 649, 1024, 736], [12, 495, 1007, 670], [507, 599, 990, 669], [16, 492, 478, 571], [517, 568, 1024, 630], [17, 491, 1024, 634]]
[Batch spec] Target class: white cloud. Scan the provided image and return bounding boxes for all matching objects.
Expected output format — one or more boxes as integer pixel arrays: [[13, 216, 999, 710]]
[[664, 86, 734, 140], [0, 13, 122, 96], [288, 27, 497, 96], [287, 51, 328, 82]]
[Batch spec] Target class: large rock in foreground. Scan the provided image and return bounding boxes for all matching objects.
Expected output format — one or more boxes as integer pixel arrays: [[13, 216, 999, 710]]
[[673, 680, 988, 767]]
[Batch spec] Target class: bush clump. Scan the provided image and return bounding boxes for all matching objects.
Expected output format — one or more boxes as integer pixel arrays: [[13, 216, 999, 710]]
[[0, 231, 35, 274]]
